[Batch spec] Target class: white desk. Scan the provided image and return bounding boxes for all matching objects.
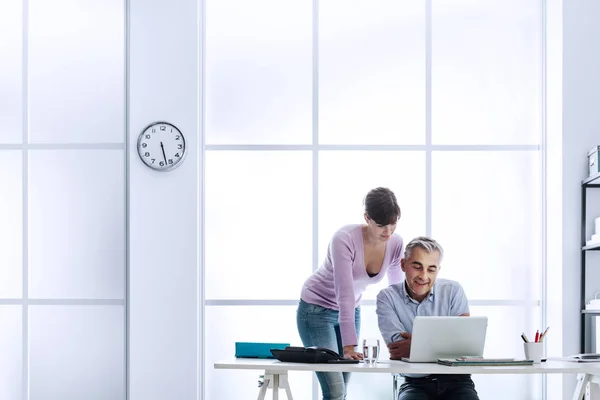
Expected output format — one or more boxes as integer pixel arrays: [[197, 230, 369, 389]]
[[214, 358, 600, 400]]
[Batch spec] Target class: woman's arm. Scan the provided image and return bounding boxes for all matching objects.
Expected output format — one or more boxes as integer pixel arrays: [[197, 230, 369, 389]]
[[330, 231, 360, 350]]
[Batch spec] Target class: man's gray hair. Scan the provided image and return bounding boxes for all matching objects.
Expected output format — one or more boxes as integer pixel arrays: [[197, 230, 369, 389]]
[[404, 236, 444, 261]]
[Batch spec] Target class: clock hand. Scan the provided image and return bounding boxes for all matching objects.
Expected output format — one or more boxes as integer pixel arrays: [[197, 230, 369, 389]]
[[160, 142, 168, 165]]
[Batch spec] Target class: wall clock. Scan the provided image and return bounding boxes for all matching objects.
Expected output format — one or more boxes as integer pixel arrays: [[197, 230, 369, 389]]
[[137, 121, 186, 171]]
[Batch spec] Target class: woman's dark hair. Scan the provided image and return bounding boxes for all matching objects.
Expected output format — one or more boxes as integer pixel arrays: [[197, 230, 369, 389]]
[[363, 187, 401, 226]]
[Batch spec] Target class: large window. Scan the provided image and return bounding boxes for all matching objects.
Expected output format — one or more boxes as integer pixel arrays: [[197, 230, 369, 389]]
[[204, 1, 543, 399], [0, 1, 126, 398]]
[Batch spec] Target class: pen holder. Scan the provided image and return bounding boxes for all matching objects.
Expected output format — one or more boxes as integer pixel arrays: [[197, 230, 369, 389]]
[[524, 342, 543, 363]]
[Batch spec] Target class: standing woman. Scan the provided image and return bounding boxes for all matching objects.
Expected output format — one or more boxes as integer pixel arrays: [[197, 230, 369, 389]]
[[297, 187, 404, 400]]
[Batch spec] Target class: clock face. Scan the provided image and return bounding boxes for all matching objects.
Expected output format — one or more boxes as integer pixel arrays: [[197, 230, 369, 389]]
[[137, 122, 186, 171]]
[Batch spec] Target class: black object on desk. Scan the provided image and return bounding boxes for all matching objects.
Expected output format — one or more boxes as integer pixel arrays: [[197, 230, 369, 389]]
[[270, 346, 359, 364]]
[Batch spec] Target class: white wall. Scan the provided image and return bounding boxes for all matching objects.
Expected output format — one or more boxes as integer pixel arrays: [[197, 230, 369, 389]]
[[128, 0, 201, 399], [562, 0, 600, 397]]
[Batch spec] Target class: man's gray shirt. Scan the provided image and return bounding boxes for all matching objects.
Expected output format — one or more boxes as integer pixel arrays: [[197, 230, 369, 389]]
[[376, 279, 470, 345], [376, 279, 470, 378]]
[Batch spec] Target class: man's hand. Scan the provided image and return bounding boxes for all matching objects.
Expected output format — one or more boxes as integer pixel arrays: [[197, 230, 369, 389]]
[[388, 332, 411, 360], [343, 345, 364, 360]]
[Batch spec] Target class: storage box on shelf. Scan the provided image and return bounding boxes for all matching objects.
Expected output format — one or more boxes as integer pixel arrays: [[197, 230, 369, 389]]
[[589, 146, 600, 178]]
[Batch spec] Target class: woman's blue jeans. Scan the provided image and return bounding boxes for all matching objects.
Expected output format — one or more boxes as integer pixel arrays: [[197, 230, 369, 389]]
[[296, 299, 361, 400]]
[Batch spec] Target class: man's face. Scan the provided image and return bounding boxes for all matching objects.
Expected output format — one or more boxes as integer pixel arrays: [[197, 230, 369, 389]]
[[401, 247, 441, 302]]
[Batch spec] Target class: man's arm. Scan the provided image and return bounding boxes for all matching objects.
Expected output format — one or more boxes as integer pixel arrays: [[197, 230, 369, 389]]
[[376, 290, 410, 360], [387, 332, 411, 360]]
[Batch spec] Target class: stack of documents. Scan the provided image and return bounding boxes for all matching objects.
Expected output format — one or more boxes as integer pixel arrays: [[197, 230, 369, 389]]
[[548, 353, 600, 363], [437, 357, 534, 366]]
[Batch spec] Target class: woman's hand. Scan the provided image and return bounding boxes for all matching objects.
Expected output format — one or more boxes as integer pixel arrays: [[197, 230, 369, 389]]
[[343, 345, 364, 360]]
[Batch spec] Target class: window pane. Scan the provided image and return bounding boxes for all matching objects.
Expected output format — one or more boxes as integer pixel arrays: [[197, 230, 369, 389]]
[[205, 306, 312, 400], [432, 0, 541, 144], [432, 151, 541, 300], [28, 0, 124, 143], [0, 306, 21, 400], [29, 306, 125, 400], [470, 306, 542, 399], [205, 0, 312, 144], [0, 151, 22, 298], [0, 0, 22, 143], [319, 151, 425, 299], [319, 1, 425, 144], [205, 151, 312, 299], [28, 150, 125, 299]]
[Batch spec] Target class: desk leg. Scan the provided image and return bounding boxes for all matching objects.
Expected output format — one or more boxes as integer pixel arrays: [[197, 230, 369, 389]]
[[280, 373, 294, 400], [257, 375, 270, 400], [573, 373, 590, 400], [272, 374, 279, 400], [257, 371, 293, 400], [393, 374, 399, 400], [587, 374, 600, 399]]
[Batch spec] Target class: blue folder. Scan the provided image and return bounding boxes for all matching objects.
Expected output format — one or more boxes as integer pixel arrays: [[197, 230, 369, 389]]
[[235, 342, 290, 359]]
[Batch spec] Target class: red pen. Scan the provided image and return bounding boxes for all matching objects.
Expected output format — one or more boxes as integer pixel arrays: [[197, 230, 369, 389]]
[[534, 330, 539, 343]]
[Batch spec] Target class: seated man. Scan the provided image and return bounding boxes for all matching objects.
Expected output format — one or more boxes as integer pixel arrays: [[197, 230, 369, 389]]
[[376, 236, 479, 400]]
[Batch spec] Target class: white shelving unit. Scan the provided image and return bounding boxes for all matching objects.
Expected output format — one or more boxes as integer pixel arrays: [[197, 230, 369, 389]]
[[580, 173, 600, 353]]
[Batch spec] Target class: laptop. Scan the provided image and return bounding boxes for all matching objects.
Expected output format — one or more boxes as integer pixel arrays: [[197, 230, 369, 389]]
[[401, 316, 488, 363]]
